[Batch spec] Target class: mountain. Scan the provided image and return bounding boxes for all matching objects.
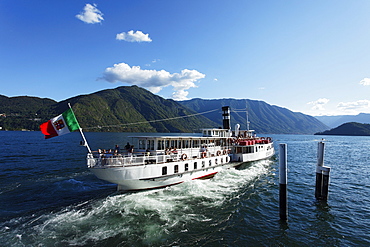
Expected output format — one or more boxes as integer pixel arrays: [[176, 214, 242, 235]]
[[315, 122, 370, 136], [0, 86, 216, 132], [315, 113, 370, 128], [0, 86, 328, 134], [179, 98, 328, 134], [0, 95, 57, 131]]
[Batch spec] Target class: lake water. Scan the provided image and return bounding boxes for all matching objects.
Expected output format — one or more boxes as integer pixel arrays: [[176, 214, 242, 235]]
[[0, 131, 369, 246]]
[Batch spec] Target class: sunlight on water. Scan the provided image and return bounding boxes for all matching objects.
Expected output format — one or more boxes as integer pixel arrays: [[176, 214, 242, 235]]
[[1, 161, 270, 246]]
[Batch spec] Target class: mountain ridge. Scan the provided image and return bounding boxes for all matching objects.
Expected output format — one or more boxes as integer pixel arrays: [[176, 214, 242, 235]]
[[315, 113, 370, 128], [0, 86, 328, 134], [179, 98, 328, 134]]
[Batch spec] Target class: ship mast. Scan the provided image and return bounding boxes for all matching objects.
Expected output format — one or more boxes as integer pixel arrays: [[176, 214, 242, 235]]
[[245, 101, 250, 131]]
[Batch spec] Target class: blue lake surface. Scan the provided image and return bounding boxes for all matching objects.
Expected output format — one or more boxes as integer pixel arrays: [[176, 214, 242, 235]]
[[0, 131, 369, 246]]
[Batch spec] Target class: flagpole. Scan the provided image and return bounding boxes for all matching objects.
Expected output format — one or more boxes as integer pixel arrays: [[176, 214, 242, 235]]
[[68, 103, 92, 153]]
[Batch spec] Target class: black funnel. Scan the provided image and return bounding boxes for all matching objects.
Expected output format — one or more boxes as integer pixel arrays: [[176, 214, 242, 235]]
[[222, 106, 230, 130]]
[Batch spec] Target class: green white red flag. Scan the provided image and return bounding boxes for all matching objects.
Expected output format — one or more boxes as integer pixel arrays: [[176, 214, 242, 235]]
[[40, 108, 80, 139]]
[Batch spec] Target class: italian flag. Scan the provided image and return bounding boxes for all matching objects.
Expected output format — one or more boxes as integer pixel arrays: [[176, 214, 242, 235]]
[[40, 108, 80, 139]]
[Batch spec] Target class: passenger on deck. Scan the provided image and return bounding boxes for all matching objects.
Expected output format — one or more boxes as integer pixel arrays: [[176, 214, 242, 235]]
[[114, 144, 120, 153], [114, 149, 121, 156], [105, 149, 113, 158], [128, 145, 134, 155], [128, 145, 134, 163], [125, 142, 131, 151], [95, 149, 104, 158]]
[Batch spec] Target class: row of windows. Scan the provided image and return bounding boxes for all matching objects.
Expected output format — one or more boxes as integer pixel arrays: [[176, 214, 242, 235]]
[[139, 139, 225, 150], [162, 157, 228, 175], [235, 144, 271, 154]]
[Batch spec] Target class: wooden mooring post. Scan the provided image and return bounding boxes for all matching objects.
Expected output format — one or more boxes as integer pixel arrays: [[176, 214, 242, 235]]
[[315, 141, 331, 201], [279, 143, 288, 221]]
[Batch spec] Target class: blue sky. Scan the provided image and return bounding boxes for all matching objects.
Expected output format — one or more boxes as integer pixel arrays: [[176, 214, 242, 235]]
[[1, 0, 370, 116]]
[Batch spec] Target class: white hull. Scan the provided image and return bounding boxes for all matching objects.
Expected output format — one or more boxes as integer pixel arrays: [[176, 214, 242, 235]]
[[89, 154, 230, 191], [231, 143, 275, 163]]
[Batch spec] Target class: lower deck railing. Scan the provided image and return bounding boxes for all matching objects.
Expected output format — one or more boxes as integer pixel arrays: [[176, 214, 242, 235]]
[[87, 151, 228, 168]]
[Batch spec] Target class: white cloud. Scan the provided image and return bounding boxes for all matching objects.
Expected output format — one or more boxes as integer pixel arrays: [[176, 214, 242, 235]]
[[337, 100, 370, 111], [116, 30, 152, 42], [359, 78, 370, 86], [100, 63, 205, 100], [307, 98, 329, 111], [172, 90, 189, 101], [76, 4, 104, 24]]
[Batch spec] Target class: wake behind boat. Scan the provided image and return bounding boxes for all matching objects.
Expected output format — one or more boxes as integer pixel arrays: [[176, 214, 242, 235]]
[[87, 106, 275, 191]]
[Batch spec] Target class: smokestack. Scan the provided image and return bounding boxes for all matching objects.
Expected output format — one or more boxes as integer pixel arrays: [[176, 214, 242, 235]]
[[222, 106, 230, 130]]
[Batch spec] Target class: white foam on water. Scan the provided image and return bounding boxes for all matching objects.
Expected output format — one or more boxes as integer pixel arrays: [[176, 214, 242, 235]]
[[2, 160, 271, 246]]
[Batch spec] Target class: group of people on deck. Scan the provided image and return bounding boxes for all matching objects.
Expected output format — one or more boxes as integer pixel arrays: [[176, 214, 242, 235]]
[[93, 143, 210, 158], [94, 143, 134, 159]]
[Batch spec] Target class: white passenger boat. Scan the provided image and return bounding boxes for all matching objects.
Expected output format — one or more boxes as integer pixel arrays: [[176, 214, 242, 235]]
[[87, 107, 274, 191]]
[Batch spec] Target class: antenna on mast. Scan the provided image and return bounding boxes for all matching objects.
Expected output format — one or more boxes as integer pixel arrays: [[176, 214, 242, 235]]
[[245, 100, 250, 132]]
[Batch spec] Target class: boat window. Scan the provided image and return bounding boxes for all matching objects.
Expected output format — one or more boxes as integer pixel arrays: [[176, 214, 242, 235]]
[[209, 160, 212, 166], [255, 147, 258, 152], [157, 140, 164, 150], [215, 159, 218, 165], [174, 165, 179, 173], [139, 140, 145, 149], [221, 158, 223, 164], [147, 140, 154, 150], [193, 140, 199, 148], [185, 163, 189, 171], [194, 162, 198, 170], [202, 161, 205, 168], [162, 166, 167, 175]]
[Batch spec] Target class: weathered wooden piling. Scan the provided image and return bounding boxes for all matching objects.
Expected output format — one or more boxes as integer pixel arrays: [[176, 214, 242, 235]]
[[279, 143, 288, 221]]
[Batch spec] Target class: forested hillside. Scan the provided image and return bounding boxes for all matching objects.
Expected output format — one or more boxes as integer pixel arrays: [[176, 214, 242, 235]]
[[0, 86, 215, 132], [315, 122, 370, 136]]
